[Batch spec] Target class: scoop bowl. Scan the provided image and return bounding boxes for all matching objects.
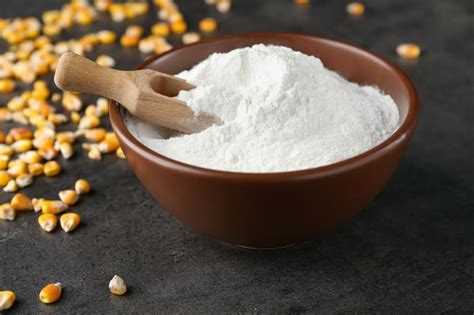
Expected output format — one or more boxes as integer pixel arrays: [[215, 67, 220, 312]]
[[109, 33, 419, 248]]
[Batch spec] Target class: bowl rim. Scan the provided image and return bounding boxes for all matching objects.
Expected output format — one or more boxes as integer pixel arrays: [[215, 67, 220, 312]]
[[109, 32, 419, 180]]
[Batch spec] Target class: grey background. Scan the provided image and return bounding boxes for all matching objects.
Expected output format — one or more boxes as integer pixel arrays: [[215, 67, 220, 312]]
[[1, 0, 473, 313]]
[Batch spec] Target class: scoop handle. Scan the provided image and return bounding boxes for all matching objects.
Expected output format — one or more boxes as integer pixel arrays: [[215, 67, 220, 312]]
[[54, 52, 135, 106]]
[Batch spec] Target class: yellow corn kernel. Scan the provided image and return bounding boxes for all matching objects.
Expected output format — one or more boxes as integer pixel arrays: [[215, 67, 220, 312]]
[[42, 10, 60, 24], [99, 132, 120, 153], [182, 32, 201, 45], [126, 2, 149, 16], [59, 142, 74, 159], [71, 111, 81, 123], [32, 88, 50, 100], [28, 163, 44, 176], [109, 275, 127, 295], [60, 212, 80, 232], [59, 190, 78, 206], [138, 37, 157, 54], [38, 213, 58, 232], [7, 160, 28, 178], [38, 147, 59, 161], [44, 161, 61, 176], [32, 198, 43, 212], [95, 0, 112, 12], [19, 150, 42, 164], [39, 283, 62, 304], [12, 139, 33, 153], [16, 173, 33, 188], [170, 20, 187, 34], [56, 131, 75, 144], [43, 24, 61, 37], [78, 115, 100, 129], [11, 193, 33, 211], [125, 25, 144, 38], [84, 128, 106, 142], [0, 79, 16, 94], [346, 2, 365, 16], [0, 156, 8, 170], [396, 43, 421, 59], [96, 98, 109, 116], [33, 135, 54, 150], [75, 179, 91, 194], [0, 203, 15, 221], [216, 0, 232, 13], [0, 290, 16, 310], [62, 92, 82, 111], [9, 128, 33, 141], [199, 18, 217, 33], [51, 93, 62, 102], [48, 113, 68, 125], [151, 22, 169, 37], [76, 9, 94, 25], [41, 200, 67, 214], [0, 170, 10, 186], [110, 5, 126, 22], [120, 35, 139, 47], [97, 30, 116, 44], [3, 179, 18, 192], [88, 147, 102, 160], [96, 55, 115, 68], [0, 144, 14, 157], [116, 147, 126, 159], [3, 135, 12, 145]]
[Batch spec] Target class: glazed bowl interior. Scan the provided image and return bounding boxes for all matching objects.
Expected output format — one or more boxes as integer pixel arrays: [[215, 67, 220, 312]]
[[114, 32, 417, 177]]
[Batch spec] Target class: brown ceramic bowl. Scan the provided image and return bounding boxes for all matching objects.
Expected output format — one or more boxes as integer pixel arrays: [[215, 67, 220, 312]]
[[109, 33, 419, 248]]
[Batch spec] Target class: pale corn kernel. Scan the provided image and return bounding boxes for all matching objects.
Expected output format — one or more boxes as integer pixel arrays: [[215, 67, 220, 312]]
[[0, 79, 16, 93], [78, 115, 100, 129], [56, 131, 76, 144], [346, 2, 365, 16], [60, 142, 74, 159], [33, 135, 54, 150], [51, 93, 62, 102], [44, 161, 61, 176], [11, 111, 30, 125], [62, 92, 82, 111], [120, 35, 139, 47], [116, 147, 126, 159], [109, 275, 127, 295], [151, 22, 169, 37], [96, 55, 115, 68], [42, 10, 60, 24], [0, 204, 15, 221], [43, 24, 62, 37], [29, 163, 44, 176], [170, 20, 187, 34], [7, 161, 28, 178], [95, 0, 112, 11], [12, 139, 33, 153], [216, 0, 232, 13], [16, 173, 33, 188], [126, 2, 149, 16], [97, 30, 116, 44], [59, 190, 79, 206], [60, 212, 80, 232], [199, 18, 217, 33], [85, 105, 97, 116], [84, 128, 106, 142], [182, 32, 201, 45], [38, 213, 58, 232], [3, 180, 18, 192], [138, 37, 157, 54], [7, 96, 26, 111], [0, 144, 14, 157], [99, 133, 120, 153], [0, 156, 8, 170], [0, 170, 11, 186], [169, 11, 183, 23], [75, 179, 91, 194], [48, 113, 69, 125], [0, 108, 11, 122], [19, 150, 42, 164], [157, 9, 169, 20], [88, 147, 102, 160], [32, 198, 44, 212], [125, 25, 144, 38], [11, 193, 33, 211], [71, 111, 81, 123], [38, 147, 58, 160], [96, 98, 109, 116], [396, 43, 421, 59], [41, 200, 67, 214], [3, 135, 13, 145], [0, 290, 16, 310], [39, 283, 62, 304]]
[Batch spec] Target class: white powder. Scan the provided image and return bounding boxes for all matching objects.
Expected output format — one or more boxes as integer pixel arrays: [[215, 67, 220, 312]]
[[126, 44, 400, 173]]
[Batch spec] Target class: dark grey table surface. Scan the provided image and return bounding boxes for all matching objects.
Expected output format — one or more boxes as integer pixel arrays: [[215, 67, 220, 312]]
[[1, 0, 473, 314]]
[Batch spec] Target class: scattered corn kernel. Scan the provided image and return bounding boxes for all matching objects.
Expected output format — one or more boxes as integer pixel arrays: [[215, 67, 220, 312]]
[[78, 115, 100, 129], [56, 131, 75, 144], [75, 179, 91, 194], [0, 79, 16, 93], [120, 35, 139, 47], [59, 142, 74, 159], [11, 193, 33, 211], [44, 161, 61, 176], [96, 55, 115, 67], [396, 43, 421, 59], [216, 0, 232, 13], [88, 147, 102, 160], [116, 147, 126, 159], [0, 144, 14, 157], [62, 92, 82, 111], [38, 147, 58, 160], [71, 111, 81, 123], [60, 212, 80, 232], [0, 204, 15, 221], [10, 128, 33, 141], [29, 163, 44, 176], [59, 190, 79, 206], [3, 179, 18, 192], [38, 213, 58, 232], [32, 198, 44, 212], [19, 150, 42, 164], [170, 20, 187, 34], [97, 30, 116, 44], [84, 128, 106, 142], [12, 139, 33, 153], [7, 160, 28, 177], [96, 98, 109, 116], [0, 290, 16, 310], [99, 132, 120, 153], [0, 156, 8, 170], [346, 2, 365, 16], [199, 18, 217, 33], [109, 275, 127, 295], [41, 200, 67, 214], [39, 283, 62, 304], [182, 32, 201, 45], [0, 170, 11, 186], [16, 173, 33, 188], [151, 22, 169, 37]]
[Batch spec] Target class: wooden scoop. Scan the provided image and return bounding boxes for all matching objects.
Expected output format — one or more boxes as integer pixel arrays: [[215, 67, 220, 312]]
[[54, 52, 217, 134]]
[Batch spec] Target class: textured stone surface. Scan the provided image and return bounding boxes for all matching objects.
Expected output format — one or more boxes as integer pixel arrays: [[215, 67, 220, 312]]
[[0, 0, 473, 313]]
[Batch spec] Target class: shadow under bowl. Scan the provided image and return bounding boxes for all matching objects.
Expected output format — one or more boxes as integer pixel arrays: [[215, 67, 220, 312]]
[[109, 32, 419, 248]]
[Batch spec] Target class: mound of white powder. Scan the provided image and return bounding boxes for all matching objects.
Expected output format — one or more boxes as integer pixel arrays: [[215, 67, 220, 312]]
[[126, 44, 399, 173]]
